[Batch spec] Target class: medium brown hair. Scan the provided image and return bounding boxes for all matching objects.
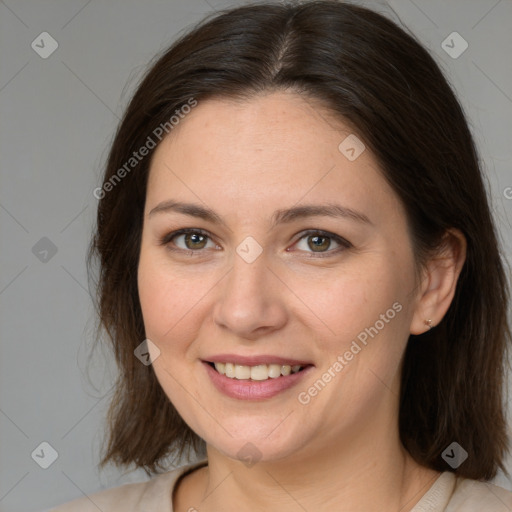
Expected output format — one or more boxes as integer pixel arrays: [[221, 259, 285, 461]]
[[88, 1, 511, 479]]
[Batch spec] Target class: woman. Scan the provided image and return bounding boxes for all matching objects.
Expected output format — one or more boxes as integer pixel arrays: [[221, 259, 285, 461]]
[[54, 1, 512, 510]]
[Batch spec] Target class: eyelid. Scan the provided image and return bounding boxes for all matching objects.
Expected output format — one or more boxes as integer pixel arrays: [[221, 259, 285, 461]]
[[159, 228, 218, 250], [159, 227, 352, 256], [159, 227, 209, 244], [289, 229, 352, 256]]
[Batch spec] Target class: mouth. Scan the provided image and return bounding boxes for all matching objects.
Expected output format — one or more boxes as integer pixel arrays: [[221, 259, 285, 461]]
[[206, 361, 310, 381], [202, 359, 314, 400]]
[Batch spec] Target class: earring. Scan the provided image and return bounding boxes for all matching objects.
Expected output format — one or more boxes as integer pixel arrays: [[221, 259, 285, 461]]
[[424, 319, 433, 330]]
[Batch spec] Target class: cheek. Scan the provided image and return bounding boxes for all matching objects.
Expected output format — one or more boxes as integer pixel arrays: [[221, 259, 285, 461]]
[[296, 264, 401, 336], [137, 248, 217, 350], [138, 261, 171, 337], [138, 250, 188, 340], [309, 262, 411, 381]]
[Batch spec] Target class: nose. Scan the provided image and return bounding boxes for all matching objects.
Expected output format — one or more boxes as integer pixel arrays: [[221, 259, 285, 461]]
[[212, 251, 288, 340]]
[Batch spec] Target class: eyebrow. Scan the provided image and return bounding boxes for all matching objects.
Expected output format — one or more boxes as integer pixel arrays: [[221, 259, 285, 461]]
[[148, 200, 373, 227]]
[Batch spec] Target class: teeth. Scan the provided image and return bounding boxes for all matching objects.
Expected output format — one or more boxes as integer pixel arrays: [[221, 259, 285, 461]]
[[213, 362, 304, 380], [235, 364, 251, 379], [225, 363, 235, 378], [250, 365, 269, 381], [268, 364, 282, 378]]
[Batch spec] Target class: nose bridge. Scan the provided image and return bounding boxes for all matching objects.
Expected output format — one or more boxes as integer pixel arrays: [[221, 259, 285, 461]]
[[230, 249, 269, 298], [212, 247, 287, 337]]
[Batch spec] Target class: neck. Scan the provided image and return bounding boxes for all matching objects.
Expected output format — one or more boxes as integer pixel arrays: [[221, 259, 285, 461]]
[[188, 417, 440, 512]]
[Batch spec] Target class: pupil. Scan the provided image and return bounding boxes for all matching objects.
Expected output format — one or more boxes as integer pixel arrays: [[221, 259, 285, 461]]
[[309, 235, 329, 252], [186, 233, 206, 249]]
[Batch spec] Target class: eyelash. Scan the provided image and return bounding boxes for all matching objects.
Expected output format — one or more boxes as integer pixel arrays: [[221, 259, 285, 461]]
[[158, 228, 352, 258]]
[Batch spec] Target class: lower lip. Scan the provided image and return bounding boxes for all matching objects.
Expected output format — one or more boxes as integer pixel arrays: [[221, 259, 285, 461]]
[[203, 361, 313, 400]]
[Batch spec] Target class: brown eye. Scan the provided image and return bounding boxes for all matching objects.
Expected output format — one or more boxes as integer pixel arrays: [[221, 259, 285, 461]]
[[307, 234, 332, 252], [161, 229, 217, 252], [182, 232, 208, 250], [293, 230, 351, 256]]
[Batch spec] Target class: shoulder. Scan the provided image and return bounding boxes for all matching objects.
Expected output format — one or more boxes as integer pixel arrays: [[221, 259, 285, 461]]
[[50, 459, 208, 512], [50, 472, 174, 512], [447, 476, 512, 511]]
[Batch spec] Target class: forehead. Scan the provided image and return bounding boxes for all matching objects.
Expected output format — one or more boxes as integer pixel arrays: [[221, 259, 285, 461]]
[[146, 92, 405, 225]]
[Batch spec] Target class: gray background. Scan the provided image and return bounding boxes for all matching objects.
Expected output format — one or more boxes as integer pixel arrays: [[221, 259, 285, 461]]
[[1, 0, 511, 511]]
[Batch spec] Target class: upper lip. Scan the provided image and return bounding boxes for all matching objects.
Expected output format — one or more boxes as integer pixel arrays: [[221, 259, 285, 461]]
[[203, 354, 313, 366]]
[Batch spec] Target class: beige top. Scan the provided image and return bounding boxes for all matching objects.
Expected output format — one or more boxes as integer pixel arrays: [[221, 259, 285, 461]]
[[51, 459, 512, 511]]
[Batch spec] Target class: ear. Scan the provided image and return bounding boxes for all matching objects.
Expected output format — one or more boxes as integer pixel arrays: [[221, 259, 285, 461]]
[[410, 228, 467, 335]]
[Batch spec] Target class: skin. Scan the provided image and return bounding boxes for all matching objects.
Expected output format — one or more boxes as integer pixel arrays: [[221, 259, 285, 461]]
[[137, 91, 466, 512]]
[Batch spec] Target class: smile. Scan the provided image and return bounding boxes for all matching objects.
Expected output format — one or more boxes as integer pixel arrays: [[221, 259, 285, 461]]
[[211, 362, 304, 380], [203, 360, 313, 400]]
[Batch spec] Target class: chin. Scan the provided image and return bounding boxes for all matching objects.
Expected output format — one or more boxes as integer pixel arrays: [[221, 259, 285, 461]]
[[197, 417, 312, 465]]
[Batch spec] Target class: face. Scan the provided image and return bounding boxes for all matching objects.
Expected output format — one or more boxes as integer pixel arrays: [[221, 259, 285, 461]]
[[137, 91, 421, 464]]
